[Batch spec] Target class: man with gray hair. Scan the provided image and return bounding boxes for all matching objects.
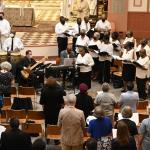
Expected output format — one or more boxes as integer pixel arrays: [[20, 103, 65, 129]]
[[58, 93, 85, 150]]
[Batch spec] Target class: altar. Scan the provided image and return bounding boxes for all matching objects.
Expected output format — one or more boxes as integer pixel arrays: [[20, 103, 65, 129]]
[[4, 7, 35, 27]]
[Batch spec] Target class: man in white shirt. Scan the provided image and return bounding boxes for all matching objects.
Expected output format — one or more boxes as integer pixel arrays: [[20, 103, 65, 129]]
[[55, 16, 69, 56], [72, 18, 82, 53], [75, 29, 89, 53], [81, 16, 91, 33], [136, 49, 149, 100], [95, 14, 111, 39], [0, 12, 11, 50], [3, 31, 24, 52]]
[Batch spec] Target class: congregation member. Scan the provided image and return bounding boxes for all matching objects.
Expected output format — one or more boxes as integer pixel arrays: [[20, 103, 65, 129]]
[[121, 41, 136, 92], [40, 76, 66, 126], [58, 94, 85, 150], [75, 83, 94, 119], [88, 106, 112, 149], [119, 82, 139, 113], [0, 61, 14, 97], [88, 32, 101, 80], [16, 50, 44, 88], [135, 48, 149, 100], [1, 117, 32, 150], [94, 14, 111, 39], [98, 34, 113, 83], [75, 29, 89, 53], [72, 18, 82, 53], [0, 12, 11, 49], [85, 138, 97, 150], [139, 105, 150, 150], [3, 31, 24, 51], [60, 45, 76, 86], [94, 82, 117, 123], [115, 106, 138, 138], [32, 138, 46, 150], [55, 16, 69, 56], [110, 32, 121, 56], [81, 16, 91, 33], [76, 0, 89, 19], [112, 121, 137, 150], [76, 46, 94, 89], [123, 31, 136, 48]]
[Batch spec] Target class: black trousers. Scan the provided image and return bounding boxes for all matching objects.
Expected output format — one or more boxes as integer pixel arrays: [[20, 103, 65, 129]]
[[78, 71, 91, 89], [136, 77, 147, 99], [72, 37, 77, 54], [57, 37, 68, 56], [98, 60, 111, 83]]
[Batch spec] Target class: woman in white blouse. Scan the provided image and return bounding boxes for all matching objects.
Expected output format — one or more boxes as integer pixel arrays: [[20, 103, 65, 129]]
[[121, 41, 136, 92], [76, 46, 94, 89]]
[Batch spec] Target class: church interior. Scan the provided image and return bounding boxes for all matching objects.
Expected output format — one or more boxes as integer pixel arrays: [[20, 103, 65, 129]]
[[0, 0, 150, 150]]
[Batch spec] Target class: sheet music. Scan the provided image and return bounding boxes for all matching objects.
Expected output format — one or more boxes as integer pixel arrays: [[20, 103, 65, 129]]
[[118, 113, 139, 125]]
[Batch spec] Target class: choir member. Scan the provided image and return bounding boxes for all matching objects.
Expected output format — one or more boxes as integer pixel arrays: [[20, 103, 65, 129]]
[[76, 46, 94, 88]]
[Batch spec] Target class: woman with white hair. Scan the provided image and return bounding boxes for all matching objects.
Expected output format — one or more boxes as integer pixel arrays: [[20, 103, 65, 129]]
[[0, 61, 14, 97], [139, 105, 150, 150]]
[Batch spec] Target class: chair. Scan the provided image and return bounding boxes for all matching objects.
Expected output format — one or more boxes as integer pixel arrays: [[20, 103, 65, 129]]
[[1, 97, 11, 111], [18, 86, 37, 109], [46, 125, 61, 140], [22, 123, 43, 136], [27, 110, 44, 124], [112, 60, 123, 77], [11, 86, 17, 98], [5, 109, 26, 123], [83, 127, 89, 141], [137, 101, 148, 110], [139, 114, 149, 123]]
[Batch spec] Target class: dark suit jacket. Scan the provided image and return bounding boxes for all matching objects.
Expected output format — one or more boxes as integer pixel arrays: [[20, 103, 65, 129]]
[[60, 50, 75, 64], [1, 128, 32, 150]]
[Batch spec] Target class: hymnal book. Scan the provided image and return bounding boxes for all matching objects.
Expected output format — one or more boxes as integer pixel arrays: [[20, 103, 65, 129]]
[[112, 43, 118, 49], [99, 51, 109, 56], [88, 45, 99, 51]]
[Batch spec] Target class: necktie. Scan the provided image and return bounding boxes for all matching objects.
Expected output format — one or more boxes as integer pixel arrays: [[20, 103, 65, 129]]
[[11, 37, 14, 51], [78, 25, 80, 34]]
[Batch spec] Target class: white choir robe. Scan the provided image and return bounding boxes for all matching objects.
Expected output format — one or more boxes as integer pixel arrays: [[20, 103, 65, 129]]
[[60, 0, 74, 19], [3, 37, 24, 51], [0, 19, 11, 50], [87, 0, 97, 15]]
